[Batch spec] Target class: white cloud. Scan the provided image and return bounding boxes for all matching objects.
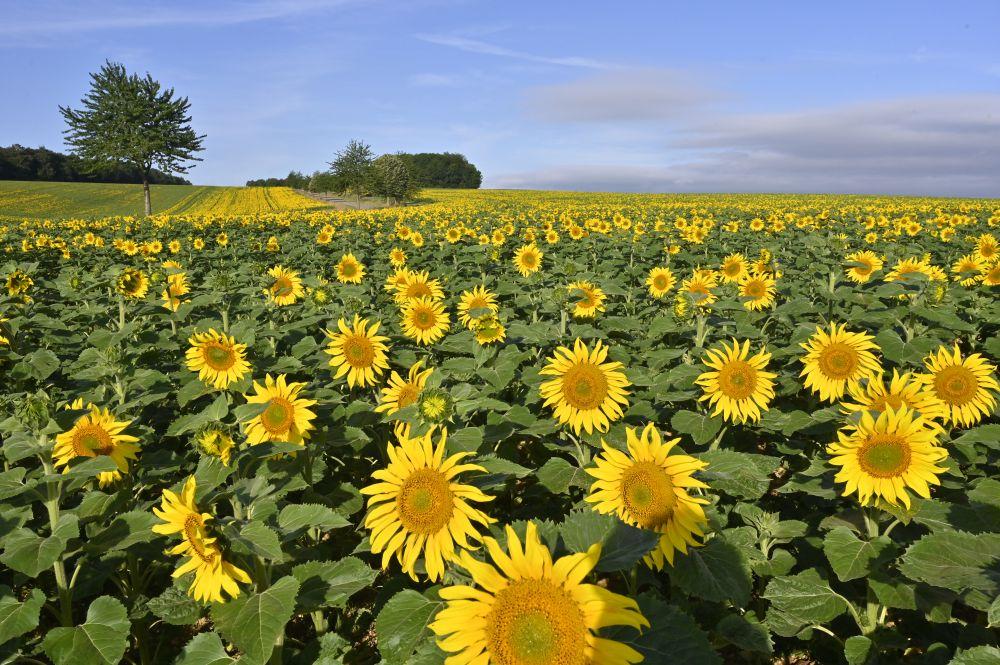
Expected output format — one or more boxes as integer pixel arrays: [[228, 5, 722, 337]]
[[408, 73, 461, 87], [415, 34, 612, 70]]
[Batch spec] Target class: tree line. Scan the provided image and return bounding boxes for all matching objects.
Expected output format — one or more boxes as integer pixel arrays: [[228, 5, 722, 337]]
[[0, 144, 190, 185]]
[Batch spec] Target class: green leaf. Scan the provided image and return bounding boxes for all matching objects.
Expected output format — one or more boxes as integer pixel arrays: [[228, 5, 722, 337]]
[[716, 613, 773, 655], [277, 504, 351, 536], [0, 586, 45, 646], [763, 570, 848, 637], [604, 592, 721, 665], [844, 635, 875, 665], [669, 535, 752, 606], [950, 646, 1000, 664], [898, 531, 1000, 594], [558, 510, 658, 571], [175, 632, 236, 665], [698, 450, 781, 500], [535, 457, 588, 494], [42, 596, 130, 665], [671, 410, 722, 445], [823, 527, 896, 582], [87, 510, 160, 553], [0, 468, 35, 501], [212, 575, 300, 665], [376, 589, 443, 665], [231, 522, 284, 561], [292, 557, 377, 612], [1, 514, 78, 577], [146, 585, 202, 626]]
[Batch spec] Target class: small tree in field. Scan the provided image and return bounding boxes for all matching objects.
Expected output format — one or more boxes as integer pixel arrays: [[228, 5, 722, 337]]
[[60, 61, 205, 215], [368, 154, 417, 204], [329, 139, 374, 204]]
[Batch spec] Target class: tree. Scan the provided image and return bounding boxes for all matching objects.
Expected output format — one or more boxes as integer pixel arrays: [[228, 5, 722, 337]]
[[328, 139, 374, 203], [368, 154, 418, 204], [60, 61, 205, 215], [397, 152, 482, 188]]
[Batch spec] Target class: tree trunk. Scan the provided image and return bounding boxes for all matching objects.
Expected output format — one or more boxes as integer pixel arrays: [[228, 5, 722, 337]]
[[142, 176, 151, 216]]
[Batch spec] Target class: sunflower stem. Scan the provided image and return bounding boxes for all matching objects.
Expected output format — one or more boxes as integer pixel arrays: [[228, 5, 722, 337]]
[[40, 446, 73, 627], [118, 296, 126, 330]]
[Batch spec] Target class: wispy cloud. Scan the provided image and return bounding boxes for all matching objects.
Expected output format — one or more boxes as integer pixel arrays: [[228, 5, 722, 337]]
[[408, 72, 462, 87], [415, 34, 612, 70]]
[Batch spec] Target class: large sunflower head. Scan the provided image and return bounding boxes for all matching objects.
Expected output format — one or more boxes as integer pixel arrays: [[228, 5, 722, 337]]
[[719, 253, 748, 283], [265, 265, 304, 306], [566, 281, 606, 320], [646, 266, 676, 299], [514, 243, 543, 277], [799, 323, 882, 402], [696, 338, 777, 423], [185, 329, 251, 390], [738, 271, 777, 311], [53, 405, 140, 487], [324, 315, 391, 388], [336, 252, 365, 284], [360, 425, 494, 581], [587, 423, 710, 569], [885, 257, 934, 285], [429, 521, 648, 665], [979, 261, 1000, 287], [394, 270, 445, 304], [951, 253, 984, 286], [843, 251, 884, 284], [375, 360, 433, 414], [389, 247, 407, 267], [679, 270, 719, 307], [116, 268, 149, 300], [828, 407, 947, 509], [401, 296, 450, 346], [457, 285, 500, 328], [841, 370, 946, 422], [920, 344, 999, 427], [975, 233, 998, 262], [539, 338, 631, 434], [242, 374, 317, 446]]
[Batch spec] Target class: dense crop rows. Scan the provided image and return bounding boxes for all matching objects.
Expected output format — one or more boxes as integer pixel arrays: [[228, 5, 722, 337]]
[[0, 190, 998, 665]]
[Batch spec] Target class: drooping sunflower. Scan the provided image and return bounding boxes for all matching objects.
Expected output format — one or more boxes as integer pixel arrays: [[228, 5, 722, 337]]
[[265, 265, 304, 306], [152, 476, 251, 603], [539, 338, 631, 434], [457, 285, 499, 328], [645, 266, 676, 299], [586, 423, 710, 569], [738, 271, 777, 311], [401, 296, 450, 345], [679, 269, 718, 307], [951, 254, 984, 286], [919, 344, 999, 427], [185, 329, 251, 389], [719, 253, 748, 283], [843, 251, 884, 284], [429, 521, 648, 665], [323, 315, 391, 388], [116, 268, 149, 300], [567, 281, 606, 319], [360, 424, 494, 581], [336, 252, 365, 284], [841, 370, 946, 422], [161, 272, 190, 312], [799, 323, 882, 402], [375, 360, 433, 414], [471, 314, 506, 345], [828, 407, 947, 509], [696, 338, 777, 424], [394, 270, 445, 304], [513, 243, 543, 277], [197, 428, 235, 466], [53, 405, 140, 487], [242, 374, 317, 446]]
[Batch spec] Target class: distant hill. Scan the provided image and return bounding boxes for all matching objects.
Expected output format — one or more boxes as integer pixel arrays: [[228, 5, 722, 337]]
[[0, 144, 191, 185]]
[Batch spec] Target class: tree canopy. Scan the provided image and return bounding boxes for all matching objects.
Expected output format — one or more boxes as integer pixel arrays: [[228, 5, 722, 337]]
[[0, 145, 189, 185], [397, 152, 482, 188]]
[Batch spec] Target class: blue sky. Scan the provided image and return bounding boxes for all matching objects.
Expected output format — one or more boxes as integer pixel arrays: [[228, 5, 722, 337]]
[[1, 1, 999, 196]]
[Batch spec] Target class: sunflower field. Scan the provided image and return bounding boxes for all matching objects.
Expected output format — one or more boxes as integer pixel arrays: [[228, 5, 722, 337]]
[[1, 190, 999, 665]]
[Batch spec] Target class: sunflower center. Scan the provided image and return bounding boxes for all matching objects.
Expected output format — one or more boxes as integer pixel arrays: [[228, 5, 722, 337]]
[[396, 469, 454, 534], [273, 277, 293, 297], [744, 280, 766, 298], [341, 262, 357, 277], [407, 282, 431, 298], [933, 365, 977, 405], [486, 579, 587, 665], [261, 397, 293, 434], [204, 343, 236, 370], [652, 275, 668, 289], [620, 461, 676, 528], [183, 514, 215, 563], [818, 342, 860, 380], [717, 359, 758, 400], [72, 424, 114, 456], [522, 254, 537, 268], [858, 434, 912, 478], [560, 361, 609, 410], [396, 384, 421, 409], [724, 262, 741, 276], [343, 335, 375, 368], [412, 308, 436, 330]]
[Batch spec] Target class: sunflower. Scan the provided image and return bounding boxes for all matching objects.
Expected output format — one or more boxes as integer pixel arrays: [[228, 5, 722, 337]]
[[336, 252, 365, 284], [828, 407, 947, 509], [514, 243, 543, 277], [974, 233, 998, 263], [401, 297, 450, 345], [457, 285, 499, 328], [116, 268, 149, 300], [719, 253, 748, 283], [394, 270, 445, 304], [471, 314, 506, 345], [197, 428, 235, 466], [844, 251, 883, 284], [375, 360, 433, 414], [161, 272, 190, 312], [323, 315, 391, 388], [567, 281, 606, 319], [885, 257, 933, 285], [696, 338, 777, 423], [216, 231, 229, 247], [539, 339, 631, 434], [920, 344, 999, 427], [799, 323, 881, 402], [5, 269, 33, 299], [53, 405, 140, 487], [242, 374, 317, 446], [645, 267, 676, 299], [951, 254, 984, 286], [389, 247, 407, 267], [738, 271, 776, 311], [185, 329, 251, 389], [152, 477, 251, 603], [841, 370, 947, 422], [360, 424, 494, 581], [679, 269, 718, 307], [980, 261, 1000, 287], [266, 236, 280, 252], [384, 267, 413, 293], [586, 423, 710, 569], [265, 266, 304, 306], [0, 315, 10, 347], [429, 521, 648, 665]]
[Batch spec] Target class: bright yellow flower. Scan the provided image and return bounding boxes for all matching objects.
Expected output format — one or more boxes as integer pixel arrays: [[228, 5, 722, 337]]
[[799, 323, 881, 402], [53, 405, 140, 487], [696, 338, 777, 423], [242, 374, 317, 447], [323, 315, 391, 388], [539, 339, 630, 434], [185, 329, 251, 389]]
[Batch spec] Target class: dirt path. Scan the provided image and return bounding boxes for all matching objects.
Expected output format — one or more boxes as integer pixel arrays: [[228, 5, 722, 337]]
[[295, 190, 387, 211]]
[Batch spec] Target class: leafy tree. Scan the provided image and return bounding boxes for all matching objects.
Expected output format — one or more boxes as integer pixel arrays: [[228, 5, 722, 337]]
[[367, 154, 418, 204], [60, 61, 205, 215], [397, 152, 482, 188], [328, 140, 374, 203], [0, 144, 189, 185]]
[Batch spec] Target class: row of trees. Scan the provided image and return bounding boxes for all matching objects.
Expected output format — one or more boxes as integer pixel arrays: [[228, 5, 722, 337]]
[[0, 144, 190, 185]]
